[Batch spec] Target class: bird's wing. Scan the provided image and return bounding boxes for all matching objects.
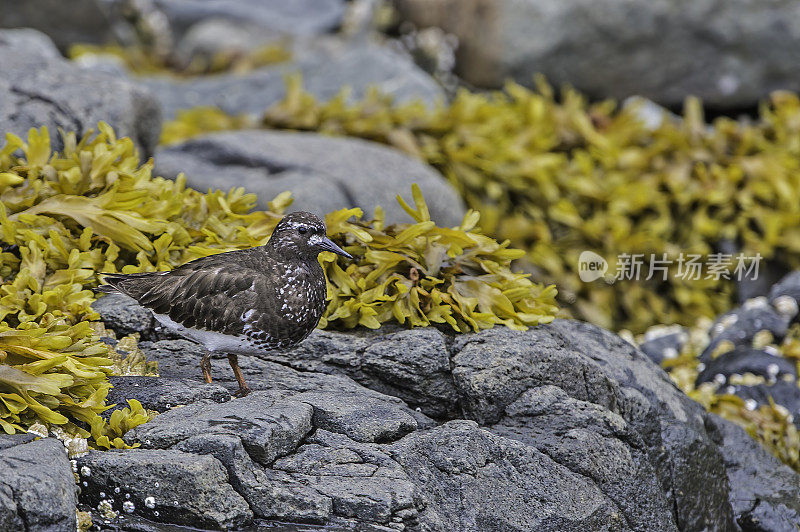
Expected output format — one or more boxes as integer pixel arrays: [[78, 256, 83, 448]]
[[100, 258, 279, 338]]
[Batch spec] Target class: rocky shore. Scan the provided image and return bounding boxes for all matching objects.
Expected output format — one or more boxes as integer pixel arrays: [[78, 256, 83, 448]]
[[2, 292, 796, 531]]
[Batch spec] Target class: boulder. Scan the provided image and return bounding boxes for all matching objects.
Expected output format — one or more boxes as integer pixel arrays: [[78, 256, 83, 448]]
[[0, 437, 77, 531], [77, 448, 252, 529], [394, 0, 800, 109], [0, 29, 161, 158], [85, 291, 800, 530], [707, 414, 800, 530], [138, 38, 443, 119], [154, 130, 465, 226]]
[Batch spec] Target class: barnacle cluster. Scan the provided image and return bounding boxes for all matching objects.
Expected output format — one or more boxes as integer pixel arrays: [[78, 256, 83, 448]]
[[163, 75, 800, 333], [655, 321, 800, 472], [0, 123, 556, 442]]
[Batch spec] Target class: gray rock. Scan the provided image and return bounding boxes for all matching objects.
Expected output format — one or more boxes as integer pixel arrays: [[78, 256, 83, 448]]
[[175, 18, 285, 61], [175, 433, 332, 522], [77, 448, 252, 529], [154, 130, 465, 227], [139, 39, 443, 119], [701, 299, 792, 362], [106, 376, 231, 415], [539, 320, 736, 531], [0, 29, 162, 158], [728, 381, 800, 424], [0, 0, 113, 50], [127, 391, 314, 465], [395, 0, 800, 109], [696, 347, 797, 385], [153, 0, 346, 39], [89, 310, 800, 530], [707, 414, 800, 531], [770, 270, 800, 305], [275, 430, 418, 526], [0, 432, 36, 451], [491, 385, 676, 530], [92, 293, 157, 340], [258, 327, 460, 418], [637, 325, 688, 366], [389, 420, 624, 531], [294, 390, 419, 443], [0, 438, 77, 531]]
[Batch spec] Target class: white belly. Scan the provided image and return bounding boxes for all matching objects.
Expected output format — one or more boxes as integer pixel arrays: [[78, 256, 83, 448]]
[[152, 312, 262, 354]]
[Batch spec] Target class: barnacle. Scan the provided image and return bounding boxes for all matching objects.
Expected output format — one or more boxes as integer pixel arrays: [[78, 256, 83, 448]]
[[0, 123, 556, 444], [162, 75, 800, 333], [660, 323, 800, 472]]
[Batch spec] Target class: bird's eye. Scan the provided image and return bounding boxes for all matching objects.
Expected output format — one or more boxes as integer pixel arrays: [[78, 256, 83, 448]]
[[298, 226, 308, 235]]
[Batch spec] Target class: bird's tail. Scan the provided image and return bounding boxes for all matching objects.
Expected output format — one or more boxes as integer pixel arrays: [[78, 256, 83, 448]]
[[94, 272, 151, 294]]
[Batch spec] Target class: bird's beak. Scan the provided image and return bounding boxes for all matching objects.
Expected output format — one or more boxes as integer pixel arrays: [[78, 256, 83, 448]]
[[319, 236, 353, 259]]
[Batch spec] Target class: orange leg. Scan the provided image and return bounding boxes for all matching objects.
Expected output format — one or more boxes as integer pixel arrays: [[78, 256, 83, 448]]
[[200, 353, 213, 384], [228, 354, 251, 397]]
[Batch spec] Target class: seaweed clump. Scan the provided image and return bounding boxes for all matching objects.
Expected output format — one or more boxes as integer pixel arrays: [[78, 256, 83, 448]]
[[161, 76, 800, 333], [0, 123, 556, 444]]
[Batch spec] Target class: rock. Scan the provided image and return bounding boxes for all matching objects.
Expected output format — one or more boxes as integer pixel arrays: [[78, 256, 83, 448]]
[[0, 432, 36, 451], [0, 0, 113, 50], [395, 0, 800, 109], [154, 130, 465, 226], [153, 0, 347, 39], [85, 310, 800, 530], [727, 381, 800, 422], [126, 391, 314, 465], [491, 385, 675, 530], [0, 29, 162, 158], [105, 376, 231, 415], [696, 347, 797, 386], [293, 390, 419, 443], [389, 420, 625, 531], [770, 271, 800, 306], [246, 326, 460, 418], [175, 18, 285, 61], [77, 448, 252, 529], [707, 414, 800, 531], [0, 437, 77, 531], [638, 325, 688, 365], [175, 433, 333, 522], [701, 297, 792, 361], [139, 39, 443, 119], [274, 429, 418, 526], [92, 293, 158, 340], [452, 321, 734, 530]]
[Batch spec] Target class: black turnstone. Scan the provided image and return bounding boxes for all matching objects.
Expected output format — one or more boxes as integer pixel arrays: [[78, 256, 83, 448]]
[[97, 212, 352, 397]]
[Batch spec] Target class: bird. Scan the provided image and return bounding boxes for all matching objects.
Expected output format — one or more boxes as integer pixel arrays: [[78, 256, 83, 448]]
[[97, 211, 352, 397]]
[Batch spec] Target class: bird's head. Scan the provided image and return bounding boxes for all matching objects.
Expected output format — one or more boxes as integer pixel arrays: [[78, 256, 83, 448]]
[[267, 211, 353, 261]]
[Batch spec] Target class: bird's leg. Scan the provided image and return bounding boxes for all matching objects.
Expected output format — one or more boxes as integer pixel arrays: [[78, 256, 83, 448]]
[[200, 353, 213, 384], [228, 354, 251, 397]]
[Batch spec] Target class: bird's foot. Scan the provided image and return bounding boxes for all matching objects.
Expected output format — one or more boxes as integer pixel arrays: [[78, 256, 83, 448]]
[[233, 385, 251, 398]]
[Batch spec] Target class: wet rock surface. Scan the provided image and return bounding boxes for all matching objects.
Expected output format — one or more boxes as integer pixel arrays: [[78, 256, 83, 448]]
[[0, 29, 161, 158], [80, 292, 800, 530], [154, 130, 465, 226], [0, 437, 77, 531]]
